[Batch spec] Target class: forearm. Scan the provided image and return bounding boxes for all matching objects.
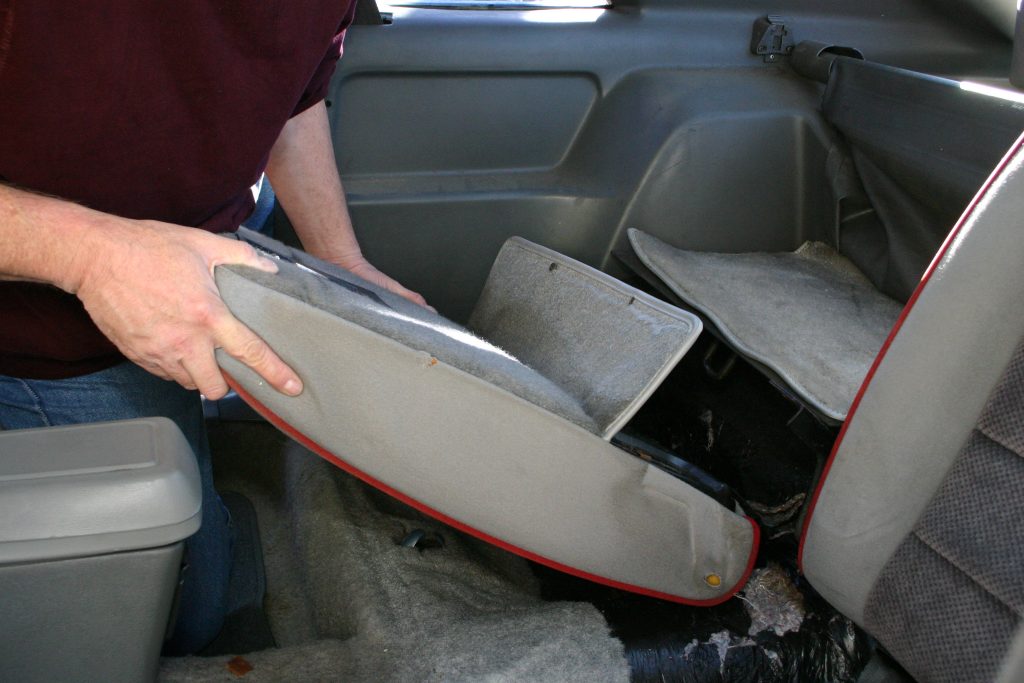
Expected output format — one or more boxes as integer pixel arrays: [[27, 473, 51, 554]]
[[0, 182, 302, 398], [0, 183, 113, 292], [265, 100, 430, 309], [265, 101, 365, 267]]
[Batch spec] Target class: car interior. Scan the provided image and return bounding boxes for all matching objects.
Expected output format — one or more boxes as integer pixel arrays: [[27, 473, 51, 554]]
[[1, 0, 1022, 681]]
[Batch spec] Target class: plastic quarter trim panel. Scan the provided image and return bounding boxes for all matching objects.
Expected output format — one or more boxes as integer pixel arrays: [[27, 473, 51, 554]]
[[225, 373, 760, 606]]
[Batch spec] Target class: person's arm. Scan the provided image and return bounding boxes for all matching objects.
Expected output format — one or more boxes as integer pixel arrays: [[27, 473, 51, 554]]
[[0, 184, 303, 399], [265, 101, 429, 308]]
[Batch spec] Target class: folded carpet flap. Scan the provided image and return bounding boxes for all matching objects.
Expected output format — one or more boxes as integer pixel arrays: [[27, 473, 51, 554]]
[[628, 229, 903, 421], [470, 237, 702, 440]]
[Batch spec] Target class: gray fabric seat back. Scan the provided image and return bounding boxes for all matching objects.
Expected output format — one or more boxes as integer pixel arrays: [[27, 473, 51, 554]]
[[863, 340, 1024, 682], [800, 134, 1024, 683]]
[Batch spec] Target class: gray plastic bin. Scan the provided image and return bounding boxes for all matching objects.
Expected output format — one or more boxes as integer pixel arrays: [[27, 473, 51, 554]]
[[0, 418, 202, 682]]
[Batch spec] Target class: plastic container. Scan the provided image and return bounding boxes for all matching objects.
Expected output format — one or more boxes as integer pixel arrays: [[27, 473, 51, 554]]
[[0, 418, 201, 682]]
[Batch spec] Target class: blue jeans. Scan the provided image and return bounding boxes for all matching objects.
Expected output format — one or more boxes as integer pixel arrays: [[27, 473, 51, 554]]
[[242, 175, 275, 234], [0, 361, 231, 654]]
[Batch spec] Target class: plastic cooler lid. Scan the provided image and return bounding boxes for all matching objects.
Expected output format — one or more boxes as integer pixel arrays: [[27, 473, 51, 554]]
[[0, 418, 201, 564]]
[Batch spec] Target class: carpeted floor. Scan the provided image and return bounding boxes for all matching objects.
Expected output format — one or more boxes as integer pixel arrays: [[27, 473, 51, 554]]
[[159, 422, 629, 682]]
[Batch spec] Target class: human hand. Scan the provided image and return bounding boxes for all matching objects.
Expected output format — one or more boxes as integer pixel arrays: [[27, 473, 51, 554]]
[[345, 258, 436, 313], [72, 219, 303, 400]]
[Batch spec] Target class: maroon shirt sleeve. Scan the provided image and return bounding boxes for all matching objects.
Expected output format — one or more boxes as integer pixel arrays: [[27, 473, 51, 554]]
[[292, 3, 357, 117]]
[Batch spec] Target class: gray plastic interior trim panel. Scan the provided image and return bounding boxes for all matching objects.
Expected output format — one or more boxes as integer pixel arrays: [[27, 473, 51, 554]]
[[0, 418, 201, 563], [215, 244, 756, 603], [0, 544, 183, 683], [802, 134, 1024, 624], [329, 2, 1011, 321], [959, 0, 1019, 37], [336, 73, 598, 174]]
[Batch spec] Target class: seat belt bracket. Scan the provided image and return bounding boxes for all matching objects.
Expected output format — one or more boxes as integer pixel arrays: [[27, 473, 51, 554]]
[[750, 15, 795, 63]]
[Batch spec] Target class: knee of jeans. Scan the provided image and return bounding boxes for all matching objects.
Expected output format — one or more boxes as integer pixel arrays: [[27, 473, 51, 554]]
[[163, 544, 231, 654], [163, 603, 226, 656], [164, 496, 233, 654]]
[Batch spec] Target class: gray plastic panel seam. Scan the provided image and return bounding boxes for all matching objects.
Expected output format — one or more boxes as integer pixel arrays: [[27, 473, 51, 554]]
[[0, 516, 201, 566], [0, 418, 202, 564]]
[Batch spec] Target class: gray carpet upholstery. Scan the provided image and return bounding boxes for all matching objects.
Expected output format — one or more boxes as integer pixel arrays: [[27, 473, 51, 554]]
[[863, 340, 1024, 683], [470, 237, 700, 438], [628, 229, 903, 421], [161, 430, 629, 681], [222, 254, 596, 432], [161, 640, 352, 682]]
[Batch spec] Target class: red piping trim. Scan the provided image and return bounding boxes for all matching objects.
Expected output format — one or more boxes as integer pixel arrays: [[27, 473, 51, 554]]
[[797, 133, 1024, 572], [224, 373, 760, 606]]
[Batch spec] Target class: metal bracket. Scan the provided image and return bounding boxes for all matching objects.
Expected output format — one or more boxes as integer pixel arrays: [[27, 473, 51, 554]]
[[702, 341, 738, 381], [398, 529, 446, 551], [612, 432, 735, 509], [751, 15, 795, 63]]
